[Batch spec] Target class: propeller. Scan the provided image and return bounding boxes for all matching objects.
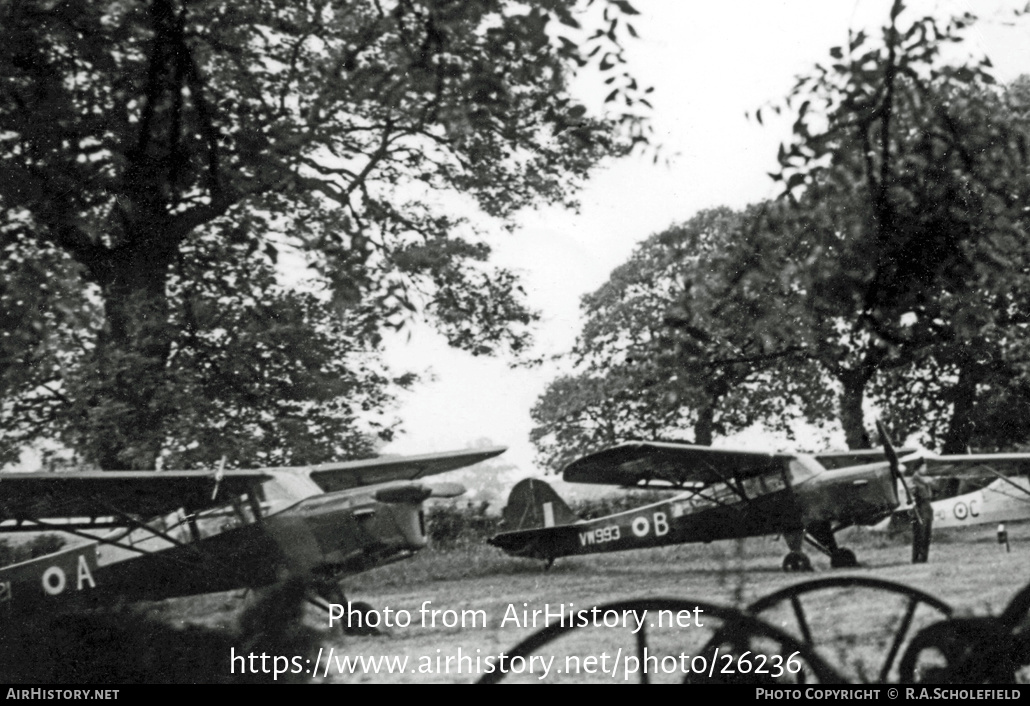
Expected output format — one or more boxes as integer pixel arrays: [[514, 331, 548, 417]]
[[876, 419, 914, 508], [211, 455, 227, 501], [877, 420, 932, 563]]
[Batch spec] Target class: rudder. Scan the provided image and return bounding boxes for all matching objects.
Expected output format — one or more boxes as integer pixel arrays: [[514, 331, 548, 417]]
[[502, 478, 579, 531]]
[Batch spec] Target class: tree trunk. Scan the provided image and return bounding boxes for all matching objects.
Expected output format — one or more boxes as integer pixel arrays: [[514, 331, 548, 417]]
[[693, 404, 714, 446], [942, 367, 978, 454], [839, 371, 870, 449], [86, 229, 179, 470], [693, 376, 730, 446]]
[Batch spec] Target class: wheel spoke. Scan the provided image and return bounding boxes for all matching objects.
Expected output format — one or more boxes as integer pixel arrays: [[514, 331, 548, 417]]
[[635, 610, 649, 684], [879, 595, 918, 683], [476, 598, 846, 684], [746, 576, 953, 684], [790, 594, 814, 645]]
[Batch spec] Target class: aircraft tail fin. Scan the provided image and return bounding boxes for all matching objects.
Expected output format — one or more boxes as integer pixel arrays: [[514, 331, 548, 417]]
[[502, 478, 579, 531]]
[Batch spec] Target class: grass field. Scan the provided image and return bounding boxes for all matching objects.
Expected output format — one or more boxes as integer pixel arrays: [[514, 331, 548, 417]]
[[5, 521, 1028, 684], [136, 521, 1030, 684]]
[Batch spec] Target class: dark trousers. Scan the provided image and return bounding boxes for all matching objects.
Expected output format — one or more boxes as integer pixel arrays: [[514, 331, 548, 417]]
[[911, 501, 933, 563]]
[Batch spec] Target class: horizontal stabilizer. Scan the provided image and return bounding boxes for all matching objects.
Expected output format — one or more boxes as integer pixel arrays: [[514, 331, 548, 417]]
[[488, 523, 579, 560]]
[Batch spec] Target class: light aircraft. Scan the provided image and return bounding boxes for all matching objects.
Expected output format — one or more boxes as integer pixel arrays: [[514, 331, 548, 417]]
[[488, 428, 1030, 571], [875, 474, 1030, 533], [0, 446, 505, 630]]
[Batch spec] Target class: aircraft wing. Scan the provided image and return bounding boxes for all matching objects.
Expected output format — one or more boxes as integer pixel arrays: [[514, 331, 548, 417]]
[[301, 446, 507, 493], [916, 453, 1030, 480], [0, 447, 506, 527], [0, 469, 272, 526], [562, 442, 793, 487], [814, 448, 918, 470]]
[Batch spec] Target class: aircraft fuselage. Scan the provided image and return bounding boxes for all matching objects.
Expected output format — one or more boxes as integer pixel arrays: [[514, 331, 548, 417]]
[[489, 457, 899, 563], [0, 476, 432, 610]]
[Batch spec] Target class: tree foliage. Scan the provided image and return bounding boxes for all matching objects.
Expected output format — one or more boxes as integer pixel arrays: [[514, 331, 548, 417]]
[[768, 1, 1030, 450], [531, 206, 834, 472], [534, 2, 1030, 463], [4, 226, 415, 469], [0, 0, 652, 468]]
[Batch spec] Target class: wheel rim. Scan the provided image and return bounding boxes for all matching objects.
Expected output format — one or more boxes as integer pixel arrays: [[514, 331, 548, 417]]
[[745, 576, 953, 683], [477, 598, 847, 684]]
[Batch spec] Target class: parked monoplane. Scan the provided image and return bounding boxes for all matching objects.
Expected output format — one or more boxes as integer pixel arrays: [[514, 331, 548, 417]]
[[489, 428, 1030, 571], [876, 474, 1030, 533], [0, 447, 505, 630]]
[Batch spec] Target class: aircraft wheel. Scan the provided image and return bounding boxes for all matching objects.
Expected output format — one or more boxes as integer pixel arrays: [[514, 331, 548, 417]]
[[829, 548, 858, 569], [782, 552, 812, 572], [343, 601, 382, 637], [476, 598, 846, 684]]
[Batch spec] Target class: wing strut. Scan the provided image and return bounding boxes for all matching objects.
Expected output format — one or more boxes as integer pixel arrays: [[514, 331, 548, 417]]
[[246, 484, 266, 525], [668, 483, 746, 515], [88, 495, 201, 555], [10, 518, 206, 570], [802, 532, 832, 557], [12, 519, 155, 557], [981, 468, 1030, 500], [697, 462, 752, 504]]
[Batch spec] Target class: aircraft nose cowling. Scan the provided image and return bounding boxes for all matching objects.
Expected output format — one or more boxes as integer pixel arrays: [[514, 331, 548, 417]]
[[373, 482, 467, 504], [428, 482, 466, 498], [374, 485, 433, 504]]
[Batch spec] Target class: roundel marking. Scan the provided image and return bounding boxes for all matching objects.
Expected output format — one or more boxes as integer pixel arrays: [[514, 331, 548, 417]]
[[632, 517, 650, 537], [42, 566, 66, 595]]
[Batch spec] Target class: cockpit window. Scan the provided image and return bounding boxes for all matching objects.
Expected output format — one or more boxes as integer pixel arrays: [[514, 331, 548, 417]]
[[788, 457, 820, 485], [260, 473, 321, 503]]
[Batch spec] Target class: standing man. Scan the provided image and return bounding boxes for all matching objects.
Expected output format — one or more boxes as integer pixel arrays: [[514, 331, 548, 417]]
[[911, 475, 934, 563]]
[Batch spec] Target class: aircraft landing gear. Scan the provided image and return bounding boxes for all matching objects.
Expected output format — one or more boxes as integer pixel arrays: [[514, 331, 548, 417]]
[[783, 551, 813, 572], [807, 520, 858, 569], [830, 548, 858, 568], [782, 531, 814, 572], [308, 580, 382, 636], [343, 600, 381, 637]]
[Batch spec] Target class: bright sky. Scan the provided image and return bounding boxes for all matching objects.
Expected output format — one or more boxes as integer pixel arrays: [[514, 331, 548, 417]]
[[379, 0, 1030, 475]]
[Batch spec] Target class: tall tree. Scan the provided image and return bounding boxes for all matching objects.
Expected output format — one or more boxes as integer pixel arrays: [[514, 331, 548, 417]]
[[4, 229, 411, 469], [530, 206, 834, 473], [770, 2, 1030, 450], [535, 3, 1030, 462], [0, 0, 652, 468], [671, 69, 1030, 451]]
